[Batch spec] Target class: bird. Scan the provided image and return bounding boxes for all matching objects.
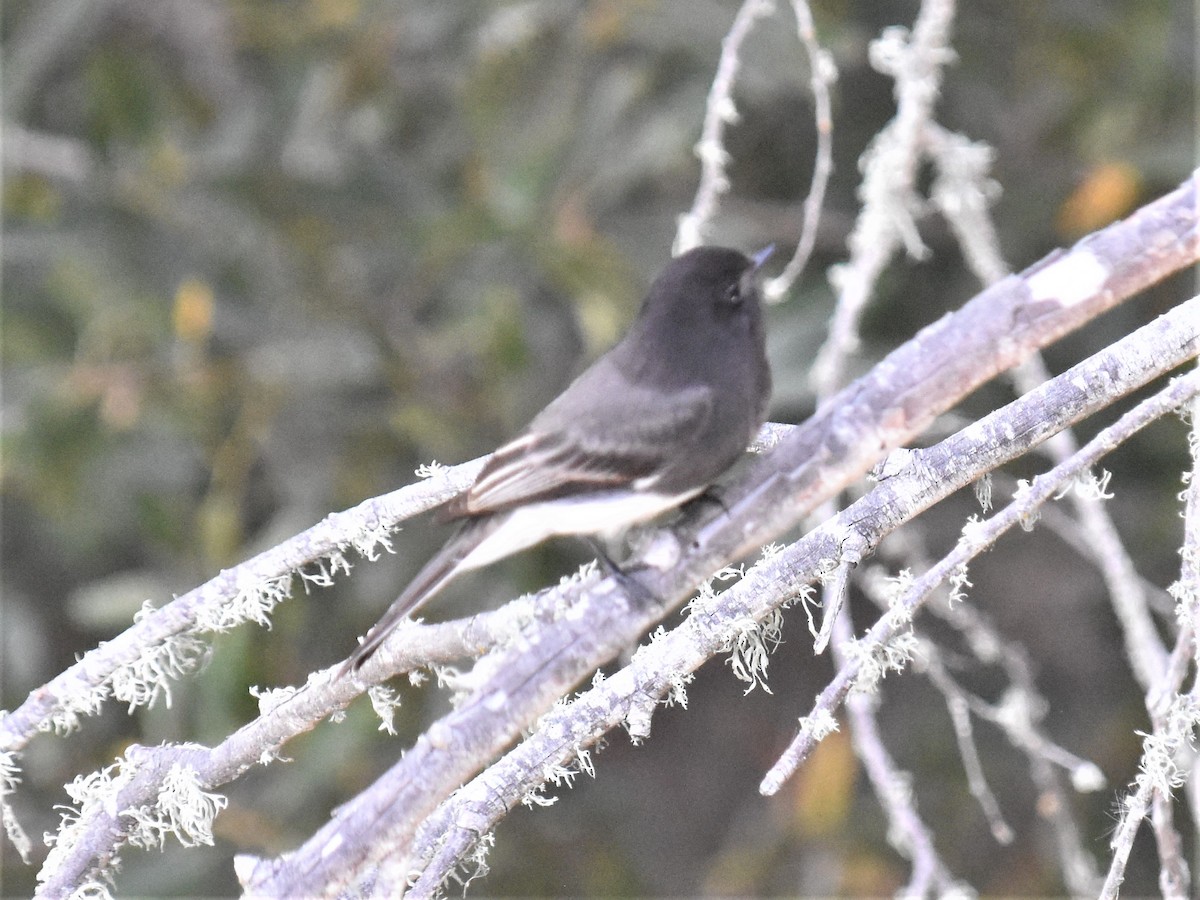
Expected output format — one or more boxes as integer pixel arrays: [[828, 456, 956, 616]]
[[343, 245, 774, 674]]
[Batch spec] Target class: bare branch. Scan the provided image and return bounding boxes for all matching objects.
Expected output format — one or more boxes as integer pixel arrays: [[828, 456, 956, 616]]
[[811, 0, 957, 396], [1178, 392, 1200, 666], [1011, 353, 1170, 689], [830, 610, 967, 896], [674, 0, 775, 254], [1102, 627, 1199, 899], [0, 458, 486, 753], [763, 346, 1200, 794], [29, 600, 568, 897], [19, 172, 1200, 895], [248, 299, 1199, 896], [763, 0, 836, 301]]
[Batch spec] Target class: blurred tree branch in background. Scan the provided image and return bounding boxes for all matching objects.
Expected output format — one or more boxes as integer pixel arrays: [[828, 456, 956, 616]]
[[3, 0, 1198, 897]]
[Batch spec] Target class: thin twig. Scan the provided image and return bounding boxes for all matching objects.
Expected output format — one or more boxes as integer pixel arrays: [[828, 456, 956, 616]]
[[674, 0, 775, 254], [831, 610, 966, 896], [763, 0, 836, 301], [810, 0, 957, 396]]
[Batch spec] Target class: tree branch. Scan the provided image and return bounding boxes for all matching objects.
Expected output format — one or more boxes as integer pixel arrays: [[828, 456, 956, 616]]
[[15, 167, 1199, 897], [674, 0, 775, 254], [1, 458, 486, 753], [372, 306, 1200, 898], [763, 348, 1200, 794], [239, 257, 1199, 895]]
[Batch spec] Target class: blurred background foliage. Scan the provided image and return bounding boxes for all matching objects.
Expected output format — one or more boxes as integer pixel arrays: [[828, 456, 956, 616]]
[[1, 0, 1195, 895]]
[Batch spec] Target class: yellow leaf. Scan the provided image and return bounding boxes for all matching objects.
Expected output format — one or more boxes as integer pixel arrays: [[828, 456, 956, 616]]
[[790, 719, 857, 837], [1056, 162, 1142, 238], [173, 278, 214, 343]]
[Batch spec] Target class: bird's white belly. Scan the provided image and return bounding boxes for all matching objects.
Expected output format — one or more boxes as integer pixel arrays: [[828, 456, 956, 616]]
[[457, 489, 699, 572]]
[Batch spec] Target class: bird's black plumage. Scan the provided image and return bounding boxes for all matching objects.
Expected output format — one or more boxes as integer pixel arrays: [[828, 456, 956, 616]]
[[344, 245, 772, 673]]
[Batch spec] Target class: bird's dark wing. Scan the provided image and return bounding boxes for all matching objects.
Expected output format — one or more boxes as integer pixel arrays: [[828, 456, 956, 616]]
[[345, 382, 712, 672], [447, 380, 714, 518]]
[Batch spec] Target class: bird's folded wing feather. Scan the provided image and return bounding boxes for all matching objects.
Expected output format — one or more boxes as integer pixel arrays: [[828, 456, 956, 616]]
[[447, 381, 713, 518]]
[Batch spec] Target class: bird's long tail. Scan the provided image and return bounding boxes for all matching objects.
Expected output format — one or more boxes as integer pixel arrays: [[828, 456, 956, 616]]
[[340, 516, 499, 675]]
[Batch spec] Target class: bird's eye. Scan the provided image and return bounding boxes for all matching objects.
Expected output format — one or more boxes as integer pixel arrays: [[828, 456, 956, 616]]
[[725, 283, 742, 305]]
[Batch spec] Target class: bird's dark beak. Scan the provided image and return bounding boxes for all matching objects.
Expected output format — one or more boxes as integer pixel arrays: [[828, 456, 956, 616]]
[[750, 244, 775, 272]]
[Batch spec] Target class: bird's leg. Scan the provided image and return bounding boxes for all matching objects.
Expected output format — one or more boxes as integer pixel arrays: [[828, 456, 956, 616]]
[[685, 484, 731, 518], [583, 537, 659, 609], [584, 536, 622, 575]]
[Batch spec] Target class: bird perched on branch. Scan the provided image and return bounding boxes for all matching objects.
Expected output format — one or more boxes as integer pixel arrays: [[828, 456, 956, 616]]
[[344, 245, 774, 674]]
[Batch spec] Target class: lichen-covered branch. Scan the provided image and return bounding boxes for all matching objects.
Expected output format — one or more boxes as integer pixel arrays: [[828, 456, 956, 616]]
[[242, 293, 1198, 896], [763, 357, 1200, 795], [810, 0, 957, 396], [1, 457, 486, 754], [15, 168, 1197, 897]]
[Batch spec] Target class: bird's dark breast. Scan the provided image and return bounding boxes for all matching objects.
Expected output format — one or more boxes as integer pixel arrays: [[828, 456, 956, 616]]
[[652, 366, 770, 497]]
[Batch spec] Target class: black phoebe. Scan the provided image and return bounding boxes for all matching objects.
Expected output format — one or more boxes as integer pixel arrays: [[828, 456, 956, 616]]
[[344, 245, 773, 673]]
